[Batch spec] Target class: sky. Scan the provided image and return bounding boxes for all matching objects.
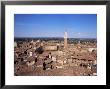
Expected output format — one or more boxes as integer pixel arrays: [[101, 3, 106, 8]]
[[14, 14, 97, 38]]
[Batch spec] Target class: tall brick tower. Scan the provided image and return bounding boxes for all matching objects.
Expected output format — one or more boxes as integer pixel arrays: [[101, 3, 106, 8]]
[[64, 31, 67, 49]]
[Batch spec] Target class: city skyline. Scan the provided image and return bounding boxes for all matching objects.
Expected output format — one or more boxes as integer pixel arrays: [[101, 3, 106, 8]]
[[14, 14, 97, 38]]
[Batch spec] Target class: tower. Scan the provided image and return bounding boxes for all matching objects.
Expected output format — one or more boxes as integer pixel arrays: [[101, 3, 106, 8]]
[[64, 31, 68, 49]]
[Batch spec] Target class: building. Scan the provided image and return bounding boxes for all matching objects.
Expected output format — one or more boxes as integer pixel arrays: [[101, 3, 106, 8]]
[[14, 42, 17, 47], [44, 46, 58, 51], [87, 48, 97, 52]]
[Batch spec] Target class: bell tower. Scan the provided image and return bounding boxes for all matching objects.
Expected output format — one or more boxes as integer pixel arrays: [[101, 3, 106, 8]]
[[64, 31, 67, 49]]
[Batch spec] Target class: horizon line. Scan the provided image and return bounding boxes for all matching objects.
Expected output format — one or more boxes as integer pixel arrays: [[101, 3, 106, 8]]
[[14, 37, 97, 39]]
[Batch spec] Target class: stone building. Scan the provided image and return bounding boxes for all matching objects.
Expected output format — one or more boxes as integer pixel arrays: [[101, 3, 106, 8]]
[[44, 46, 58, 51]]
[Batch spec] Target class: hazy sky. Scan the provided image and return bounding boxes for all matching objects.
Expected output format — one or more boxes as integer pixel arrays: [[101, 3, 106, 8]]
[[14, 14, 97, 38]]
